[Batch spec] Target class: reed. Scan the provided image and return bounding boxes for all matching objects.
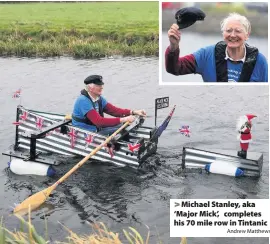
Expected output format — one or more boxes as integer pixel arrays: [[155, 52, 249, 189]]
[[0, 2, 158, 58], [0, 214, 187, 244]]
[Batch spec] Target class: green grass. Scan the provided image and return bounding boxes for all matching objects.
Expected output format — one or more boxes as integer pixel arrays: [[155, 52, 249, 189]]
[[0, 2, 159, 57], [201, 3, 252, 15]]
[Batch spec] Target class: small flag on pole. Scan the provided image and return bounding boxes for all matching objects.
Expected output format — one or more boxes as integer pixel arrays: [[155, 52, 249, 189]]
[[155, 105, 176, 138], [12, 89, 21, 98], [179, 126, 191, 137]]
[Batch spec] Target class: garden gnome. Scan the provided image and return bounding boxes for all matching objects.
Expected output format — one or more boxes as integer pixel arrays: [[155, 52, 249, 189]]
[[237, 114, 257, 159]]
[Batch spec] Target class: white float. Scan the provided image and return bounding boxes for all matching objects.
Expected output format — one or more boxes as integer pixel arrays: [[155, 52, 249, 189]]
[[205, 161, 244, 177], [8, 158, 56, 176]]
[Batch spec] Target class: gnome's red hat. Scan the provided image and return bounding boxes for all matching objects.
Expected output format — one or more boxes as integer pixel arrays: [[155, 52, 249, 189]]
[[246, 114, 257, 121]]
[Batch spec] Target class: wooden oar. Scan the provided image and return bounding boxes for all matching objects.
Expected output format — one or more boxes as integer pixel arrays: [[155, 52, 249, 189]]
[[180, 237, 187, 244], [13, 121, 130, 215]]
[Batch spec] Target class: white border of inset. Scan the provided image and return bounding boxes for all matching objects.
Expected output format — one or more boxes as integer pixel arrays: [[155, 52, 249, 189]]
[[159, 0, 269, 85]]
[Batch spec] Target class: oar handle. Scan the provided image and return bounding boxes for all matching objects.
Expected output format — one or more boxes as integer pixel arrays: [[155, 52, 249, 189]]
[[53, 121, 130, 187]]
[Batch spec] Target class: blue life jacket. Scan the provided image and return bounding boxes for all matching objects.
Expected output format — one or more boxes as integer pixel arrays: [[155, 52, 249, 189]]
[[72, 89, 105, 131]]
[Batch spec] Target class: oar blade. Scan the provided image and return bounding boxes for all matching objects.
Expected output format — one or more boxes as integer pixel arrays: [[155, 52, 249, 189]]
[[13, 186, 54, 215]]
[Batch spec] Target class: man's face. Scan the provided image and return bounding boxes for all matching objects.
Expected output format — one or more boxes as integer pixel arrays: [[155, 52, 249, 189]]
[[223, 20, 248, 49], [89, 84, 103, 96]]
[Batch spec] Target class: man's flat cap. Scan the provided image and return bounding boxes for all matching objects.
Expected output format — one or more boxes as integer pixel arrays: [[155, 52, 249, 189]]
[[175, 7, 206, 30], [84, 75, 104, 85]]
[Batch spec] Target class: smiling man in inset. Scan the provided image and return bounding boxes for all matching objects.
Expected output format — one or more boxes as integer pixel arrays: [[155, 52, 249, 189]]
[[165, 12, 268, 82]]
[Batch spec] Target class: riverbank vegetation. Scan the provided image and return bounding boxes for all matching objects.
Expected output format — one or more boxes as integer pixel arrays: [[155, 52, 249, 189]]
[[0, 214, 187, 244], [200, 2, 252, 15], [0, 2, 158, 58]]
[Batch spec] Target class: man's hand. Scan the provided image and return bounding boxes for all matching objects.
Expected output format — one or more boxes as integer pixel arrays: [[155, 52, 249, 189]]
[[132, 109, 146, 117], [120, 115, 136, 123], [168, 23, 181, 51]]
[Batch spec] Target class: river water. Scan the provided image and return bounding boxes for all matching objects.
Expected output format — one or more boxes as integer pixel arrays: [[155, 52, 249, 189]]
[[0, 56, 268, 244], [162, 32, 268, 83]]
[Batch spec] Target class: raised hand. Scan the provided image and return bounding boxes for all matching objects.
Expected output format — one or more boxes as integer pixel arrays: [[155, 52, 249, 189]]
[[168, 23, 181, 50]]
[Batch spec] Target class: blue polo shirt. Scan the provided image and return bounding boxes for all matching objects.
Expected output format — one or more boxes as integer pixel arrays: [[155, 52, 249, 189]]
[[72, 95, 107, 131], [193, 45, 268, 82]]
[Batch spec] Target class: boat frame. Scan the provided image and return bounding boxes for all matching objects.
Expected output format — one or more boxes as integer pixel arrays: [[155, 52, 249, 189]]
[[182, 147, 263, 177], [3, 105, 172, 168]]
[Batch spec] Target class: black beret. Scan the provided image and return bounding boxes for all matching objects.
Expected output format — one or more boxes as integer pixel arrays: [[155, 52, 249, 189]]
[[175, 7, 206, 30], [84, 75, 104, 85]]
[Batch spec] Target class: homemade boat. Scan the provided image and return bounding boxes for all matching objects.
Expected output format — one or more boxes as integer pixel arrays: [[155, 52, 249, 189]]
[[182, 147, 263, 177], [3, 105, 175, 171]]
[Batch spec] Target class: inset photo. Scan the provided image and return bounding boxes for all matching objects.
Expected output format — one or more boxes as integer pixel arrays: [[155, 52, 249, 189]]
[[161, 2, 268, 83]]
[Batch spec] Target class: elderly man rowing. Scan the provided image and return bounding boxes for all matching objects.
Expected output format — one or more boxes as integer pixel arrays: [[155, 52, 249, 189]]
[[72, 75, 146, 135]]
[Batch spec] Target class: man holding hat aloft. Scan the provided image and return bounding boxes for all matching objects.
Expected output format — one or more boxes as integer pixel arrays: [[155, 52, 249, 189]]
[[166, 9, 268, 82], [72, 75, 146, 135]]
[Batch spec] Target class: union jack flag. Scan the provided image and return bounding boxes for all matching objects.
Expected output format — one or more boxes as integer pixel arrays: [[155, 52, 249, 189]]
[[12, 121, 21, 126], [54, 128, 61, 134], [20, 111, 28, 121], [155, 105, 176, 138], [46, 131, 53, 137], [127, 142, 141, 152], [36, 117, 44, 130], [68, 128, 77, 148], [106, 145, 114, 158], [179, 125, 190, 137], [84, 133, 94, 147], [46, 127, 61, 137], [12, 89, 21, 98]]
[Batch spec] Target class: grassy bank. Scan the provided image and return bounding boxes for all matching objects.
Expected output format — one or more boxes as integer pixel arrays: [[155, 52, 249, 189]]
[[200, 3, 253, 15], [0, 214, 187, 244], [0, 2, 158, 58]]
